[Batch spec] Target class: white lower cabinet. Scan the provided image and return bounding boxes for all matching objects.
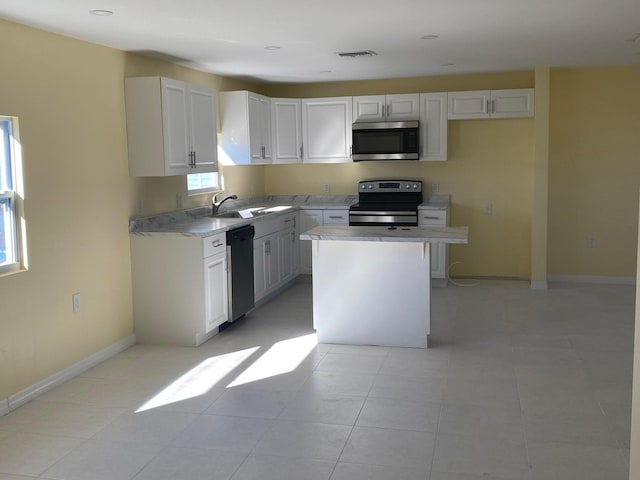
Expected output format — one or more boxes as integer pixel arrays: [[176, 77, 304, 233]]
[[418, 208, 449, 285], [299, 210, 324, 274], [204, 251, 229, 333], [131, 233, 228, 346], [254, 212, 299, 301]]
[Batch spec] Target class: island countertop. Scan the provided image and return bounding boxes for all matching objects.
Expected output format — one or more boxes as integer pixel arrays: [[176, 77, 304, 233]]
[[300, 225, 468, 243]]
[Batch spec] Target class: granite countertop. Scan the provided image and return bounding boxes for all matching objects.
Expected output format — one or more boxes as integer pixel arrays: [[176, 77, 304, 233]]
[[130, 195, 357, 237], [129, 194, 452, 238], [300, 225, 468, 244]]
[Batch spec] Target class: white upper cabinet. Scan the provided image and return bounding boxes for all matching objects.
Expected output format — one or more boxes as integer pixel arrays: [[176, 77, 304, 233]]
[[448, 88, 534, 119], [125, 77, 218, 176], [490, 89, 535, 118], [271, 98, 303, 164], [187, 86, 219, 173], [220, 91, 272, 165], [353, 94, 420, 122], [419, 92, 448, 161], [302, 97, 353, 163]]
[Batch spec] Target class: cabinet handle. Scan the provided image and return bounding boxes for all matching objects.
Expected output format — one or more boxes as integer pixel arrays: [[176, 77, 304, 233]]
[[491, 99, 495, 113], [386, 104, 390, 117], [329, 216, 344, 219], [300, 145, 303, 159], [486, 99, 490, 114], [193, 151, 197, 166], [261, 146, 265, 158], [291, 231, 295, 243], [266, 240, 270, 255], [423, 216, 440, 220], [212, 241, 223, 248]]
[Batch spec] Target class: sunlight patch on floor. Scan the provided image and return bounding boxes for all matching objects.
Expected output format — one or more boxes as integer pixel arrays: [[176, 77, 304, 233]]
[[135, 347, 259, 412], [226, 333, 318, 388]]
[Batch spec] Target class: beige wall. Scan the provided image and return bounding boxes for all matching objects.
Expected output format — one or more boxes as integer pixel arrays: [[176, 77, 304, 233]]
[[548, 66, 640, 278], [0, 20, 262, 400]]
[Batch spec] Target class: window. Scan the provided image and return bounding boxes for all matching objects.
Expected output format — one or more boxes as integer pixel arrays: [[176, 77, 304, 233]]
[[0, 117, 21, 274], [187, 172, 220, 195]]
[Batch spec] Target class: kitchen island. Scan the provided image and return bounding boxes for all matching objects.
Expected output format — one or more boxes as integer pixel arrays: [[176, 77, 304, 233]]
[[300, 225, 468, 348]]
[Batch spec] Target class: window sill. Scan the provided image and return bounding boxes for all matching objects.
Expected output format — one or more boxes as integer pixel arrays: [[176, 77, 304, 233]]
[[0, 264, 27, 278]]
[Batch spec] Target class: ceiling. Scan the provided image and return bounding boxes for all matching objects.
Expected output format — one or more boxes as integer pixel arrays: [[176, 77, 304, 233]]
[[1, 0, 640, 84]]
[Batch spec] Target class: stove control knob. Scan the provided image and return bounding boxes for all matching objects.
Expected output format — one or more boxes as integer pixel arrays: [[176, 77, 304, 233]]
[[405, 184, 410, 189], [413, 184, 418, 189], [368, 184, 374, 189], [361, 184, 366, 189]]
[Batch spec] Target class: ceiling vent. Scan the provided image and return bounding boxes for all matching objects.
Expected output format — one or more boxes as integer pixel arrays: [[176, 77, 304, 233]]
[[337, 50, 378, 58]]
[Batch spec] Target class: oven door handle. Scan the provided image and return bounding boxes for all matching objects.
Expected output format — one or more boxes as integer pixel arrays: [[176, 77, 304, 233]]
[[349, 210, 417, 216]]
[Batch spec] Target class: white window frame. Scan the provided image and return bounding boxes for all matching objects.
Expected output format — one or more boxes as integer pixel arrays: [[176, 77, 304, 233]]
[[187, 172, 222, 196], [0, 117, 23, 275]]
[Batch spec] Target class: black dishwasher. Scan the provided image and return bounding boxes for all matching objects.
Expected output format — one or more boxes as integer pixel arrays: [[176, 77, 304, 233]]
[[226, 225, 255, 323]]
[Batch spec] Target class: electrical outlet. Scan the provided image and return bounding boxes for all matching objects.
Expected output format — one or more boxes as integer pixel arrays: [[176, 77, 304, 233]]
[[484, 203, 493, 214], [587, 236, 597, 248], [431, 182, 440, 193], [135, 199, 142, 215], [72, 293, 81, 313], [176, 193, 182, 209], [323, 183, 331, 193]]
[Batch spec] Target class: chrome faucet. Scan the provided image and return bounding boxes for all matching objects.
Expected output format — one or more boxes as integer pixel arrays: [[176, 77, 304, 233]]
[[212, 193, 238, 216]]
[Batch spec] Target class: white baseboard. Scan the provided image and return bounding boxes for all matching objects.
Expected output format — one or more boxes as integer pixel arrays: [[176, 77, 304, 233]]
[[547, 274, 636, 286], [2, 334, 136, 415], [530, 280, 548, 290]]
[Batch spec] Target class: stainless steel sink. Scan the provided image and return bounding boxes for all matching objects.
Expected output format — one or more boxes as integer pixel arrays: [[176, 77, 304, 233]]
[[214, 208, 272, 219]]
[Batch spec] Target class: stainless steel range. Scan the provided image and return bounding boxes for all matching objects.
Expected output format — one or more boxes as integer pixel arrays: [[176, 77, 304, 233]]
[[349, 180, 423, 226]]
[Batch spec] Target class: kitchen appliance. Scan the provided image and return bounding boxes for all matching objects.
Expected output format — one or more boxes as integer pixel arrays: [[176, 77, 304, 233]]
[[349, 180, 422, 226], [226, 225, 255, 323], [351, 121, 419, 161]]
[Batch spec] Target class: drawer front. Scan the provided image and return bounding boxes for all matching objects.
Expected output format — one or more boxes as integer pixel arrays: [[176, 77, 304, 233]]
[[254, 212, 297, 238], [418, 209, 447, 225], [203, 233, 227, 258], [323, 209, 349, 224]]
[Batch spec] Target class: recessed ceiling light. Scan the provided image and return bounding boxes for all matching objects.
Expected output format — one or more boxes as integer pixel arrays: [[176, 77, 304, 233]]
[[89, 9, 113, 16], [264, 46, 281, 50], [420, 35, 439, 40]]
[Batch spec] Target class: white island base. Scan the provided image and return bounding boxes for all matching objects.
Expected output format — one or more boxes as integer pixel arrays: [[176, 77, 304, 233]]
[[311, 240, 431, 348]]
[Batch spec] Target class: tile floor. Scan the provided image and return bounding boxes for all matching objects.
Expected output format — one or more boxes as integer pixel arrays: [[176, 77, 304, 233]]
[[0, 280, 634, 480]]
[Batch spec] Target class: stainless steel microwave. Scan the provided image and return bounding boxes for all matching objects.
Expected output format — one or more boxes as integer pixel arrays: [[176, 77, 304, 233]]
[[351, 121, 419, 161]]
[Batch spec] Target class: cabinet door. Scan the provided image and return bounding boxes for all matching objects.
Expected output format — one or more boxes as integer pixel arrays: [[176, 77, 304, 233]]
[[160, 78, 191, 175], [204, 252, 228, 333], [430, 243, 447, 279], [253, 239, 267, 301], [302, 97, 352, 163], [490, 89, 534, 118], [353, 95, 385, 122], [188, 86, 218, 173], [299, 210, 323, 274], [248, 93, 272, 164], [278, 228, 295, 285], [419, 92, 447, 161], [386, 94, 420, 121], [264, 235, 279, 293], [447, 90, 491, 119], [271, 98, 302, 163]]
